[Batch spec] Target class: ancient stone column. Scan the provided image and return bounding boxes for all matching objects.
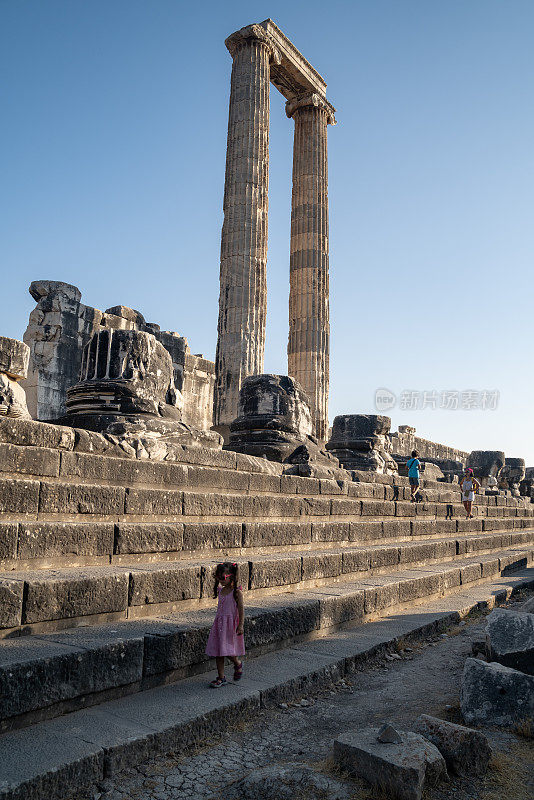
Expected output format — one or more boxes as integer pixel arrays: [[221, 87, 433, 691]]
[[286, 93, 335, 441], [214, 25, 280, 437]]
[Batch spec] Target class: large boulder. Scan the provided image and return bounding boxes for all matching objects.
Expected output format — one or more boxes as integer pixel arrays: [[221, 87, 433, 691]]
[[333, 727, 447, 800], [0, 338, 31, 420], [326, 415, 397, 474], [461, 657, 534, 729], [412, 714, 491, 776], [485, 608, 534, 675]]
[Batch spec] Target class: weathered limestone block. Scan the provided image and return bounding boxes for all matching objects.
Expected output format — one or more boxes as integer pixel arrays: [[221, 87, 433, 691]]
[[67, 329, 182, 420], [18, 522, 115, 560], [0, 337, 31, 420], [466, 451, 505, 487], [499, 458, 526, 495], [23, 280, 215, 430], [327, 415, 397, 474], [461, 657, 534, 728], [0, 631, 143, 721], [0, 417, 75, 450], [0, 578, 24, 628], [485, 608, 534, 675], [23, 280, 100, 420], [64, 328, 221, 454], [22, 569, 129, 623], [104, 306, 145, 326], [128, 563, 203, 606], [0, 336, 29, 379], [114, 523, 184, 555], [333, 727, 447, 800], [226, 374, 343, 477], [413, 714, 491, 776]]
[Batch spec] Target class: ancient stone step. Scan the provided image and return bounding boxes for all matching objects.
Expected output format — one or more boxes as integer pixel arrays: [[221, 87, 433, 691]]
[[1, 472, 530, 525], [0, 523, 534, 632], [0, 523, 534, 637], [0, 546, 534, 728], [0, 569, 532, 800], [1, 421, 531, 505], [0, 517, 531, 572]]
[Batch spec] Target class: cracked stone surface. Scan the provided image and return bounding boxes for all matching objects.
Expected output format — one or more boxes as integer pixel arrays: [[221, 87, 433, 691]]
[[88, 593, 534, 800]]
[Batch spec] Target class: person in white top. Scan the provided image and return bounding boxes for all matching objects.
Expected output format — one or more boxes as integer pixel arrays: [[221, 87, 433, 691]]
[[460, 467, 480, 519]]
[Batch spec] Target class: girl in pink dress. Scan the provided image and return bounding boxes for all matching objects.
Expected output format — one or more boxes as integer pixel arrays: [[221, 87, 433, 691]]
[[205, 562, 245, 688]]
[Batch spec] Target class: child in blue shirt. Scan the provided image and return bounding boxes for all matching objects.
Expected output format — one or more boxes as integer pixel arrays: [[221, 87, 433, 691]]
[[406, 450, 421, 501]]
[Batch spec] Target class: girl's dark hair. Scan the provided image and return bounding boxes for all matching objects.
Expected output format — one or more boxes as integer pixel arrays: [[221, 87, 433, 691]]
[[411, 450, 418, 457], [213, 562, 239, 602]]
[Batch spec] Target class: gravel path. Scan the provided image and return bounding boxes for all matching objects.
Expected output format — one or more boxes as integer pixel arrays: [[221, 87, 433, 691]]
[[90, 592, 534, 800]]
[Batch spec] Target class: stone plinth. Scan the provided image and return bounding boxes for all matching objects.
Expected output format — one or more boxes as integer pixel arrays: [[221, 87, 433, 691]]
[[226, 374, 343, 477], [227, 374, 312, 461], [466, 451, 505, 487], [0, 338, 31, 420], [326, 415, 397, 474]]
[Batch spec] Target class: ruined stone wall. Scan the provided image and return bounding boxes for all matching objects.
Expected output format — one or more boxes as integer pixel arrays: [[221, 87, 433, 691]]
[[389, 430, 469, 465], [22, 281, 215, 430], [183, 353, 216, 431]]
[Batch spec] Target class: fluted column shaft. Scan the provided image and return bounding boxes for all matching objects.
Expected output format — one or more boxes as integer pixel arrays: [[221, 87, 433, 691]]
[[214, 32, 273, 431], [287, 97, 332, 441]]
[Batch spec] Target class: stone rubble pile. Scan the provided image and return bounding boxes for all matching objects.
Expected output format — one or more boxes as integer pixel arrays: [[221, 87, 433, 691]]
[[460, 599, 534, 729]]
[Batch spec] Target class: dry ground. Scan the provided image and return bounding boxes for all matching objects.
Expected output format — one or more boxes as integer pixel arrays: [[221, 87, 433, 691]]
[[85, 590, 534, 800]]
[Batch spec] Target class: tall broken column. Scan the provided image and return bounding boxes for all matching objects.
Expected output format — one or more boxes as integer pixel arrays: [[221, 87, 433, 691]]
[[214, 25, 280, 436], [286, 93, 335, 441]]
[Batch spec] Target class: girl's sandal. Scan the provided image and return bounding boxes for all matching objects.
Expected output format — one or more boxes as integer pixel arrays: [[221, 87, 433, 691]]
[[233, 661, 243, 681], [210, 676, 227, 688]]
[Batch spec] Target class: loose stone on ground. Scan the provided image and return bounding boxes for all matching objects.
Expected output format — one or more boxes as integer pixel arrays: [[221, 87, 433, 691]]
[[79, 597, 534, 800]]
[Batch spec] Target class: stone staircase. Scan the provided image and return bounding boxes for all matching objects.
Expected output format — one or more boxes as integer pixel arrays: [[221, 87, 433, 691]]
[[1, 417, 533, 740]]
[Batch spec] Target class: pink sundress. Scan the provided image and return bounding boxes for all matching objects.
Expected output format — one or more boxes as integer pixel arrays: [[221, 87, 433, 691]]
[[205, 586, 245, 657]]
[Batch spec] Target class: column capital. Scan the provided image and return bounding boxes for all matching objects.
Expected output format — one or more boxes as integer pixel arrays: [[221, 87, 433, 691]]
[[285, 92, 336, 125], [225, 24, 281, 64]]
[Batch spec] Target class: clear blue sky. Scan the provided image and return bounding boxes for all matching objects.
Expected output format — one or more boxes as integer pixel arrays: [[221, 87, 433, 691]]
[[2, 1, 533, 463]]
